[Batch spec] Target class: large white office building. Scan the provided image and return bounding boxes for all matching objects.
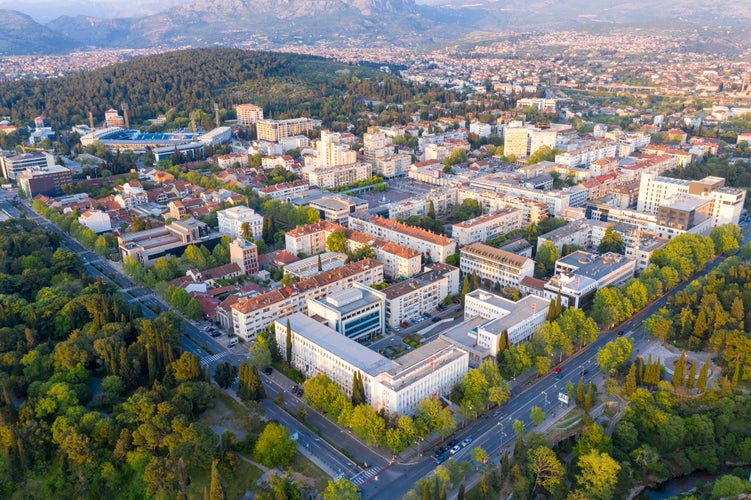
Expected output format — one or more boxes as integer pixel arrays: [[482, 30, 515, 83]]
[[307, 283, 385, 341], [459, 243, 535, 289], [276, 313, 468, 415]]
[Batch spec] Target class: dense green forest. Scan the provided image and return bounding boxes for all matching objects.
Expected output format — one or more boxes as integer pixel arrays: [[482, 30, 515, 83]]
[[0, 219, 251, 498], [0, 48, 460, 132]]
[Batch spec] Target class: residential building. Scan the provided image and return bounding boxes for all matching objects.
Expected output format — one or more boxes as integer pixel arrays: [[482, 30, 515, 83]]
[[78, 209, 111, 233], [257, 180, 311, 200], [555, 140, 618, 167], [517, 98, 557, 112], [230, 259, 383, 340], [459, 243, 535, 289], [235, 103, 263, 125], [372, 263, 460, 329], [168, 200, 187, 220], [363, 130, 390, 165], [275, 313, 468, 415], [307, 283, 385, 341], [216, 152, 249, 169], [0, 152, 55, 180], [304, 162, 372, 189], [17, 165, 73, 197], [256, 118, 321, 142], [283, 252, 347, 279], [348, 213, 457, 263], [624, 230, 669, 272], [230, 238, 259, 275], [217, 205, 263, 240], [313, 130, 357, 168], [440, 290, 549, 365], [284, 221, 422, 280], [451, 208, 523, 246], [374, 154, 411, 178], [543, 250, 636, 308], [186, 263, 242, 286]]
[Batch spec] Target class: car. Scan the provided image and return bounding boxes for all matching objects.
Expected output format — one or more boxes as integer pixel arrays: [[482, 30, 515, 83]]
[[449, 445, 461, 455], [228, 338, 238, 348], [582, 369, 589, 375], [263, 367, 273, 375], [453, 298, 461, 304], [461, 438, 473, 447], [447, 439, 459, 448], [553, 367, 562, 375], [435, 453, 449, 464], [434, 446, 448, 457], [555, 374, 563, 380], [393, 327, 400, 332], [617, 330, 625, 336], [210, 331, 221, 337], [432, 317, 441, 323]]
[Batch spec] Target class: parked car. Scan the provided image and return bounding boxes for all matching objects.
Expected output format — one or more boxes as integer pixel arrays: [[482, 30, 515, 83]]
[[447, 439, 459, 448], [450, 445, 461, 455], [210, 331, 221, 337], [435, 453, 449, 464], [553, 367, 562, 375], [555, 374, 563, 380], [263, 367, 273, 375], [461, 437, 473, 447], [432, 317, 441, 323], [582, 370, 589, 375], [617, 330, 625, 336]]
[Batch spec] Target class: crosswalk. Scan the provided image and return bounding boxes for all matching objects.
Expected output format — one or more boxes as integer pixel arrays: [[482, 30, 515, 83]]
[[350, 466, 384, 486], [201, 351, 230, 366]]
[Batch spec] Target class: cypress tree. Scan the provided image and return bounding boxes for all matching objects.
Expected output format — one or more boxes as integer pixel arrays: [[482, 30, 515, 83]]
[[501, 449, 510, 478], [248, 365, 265, 401], [576, 375, 584, 406], [286, 319, 292, 364], [584, 382, 593, 414], [439, 483, 446, 500], [457, 480, 465, 500], [237, 362, 248, 401], [209, 459, 224, 500], [644, 353, 653, 383], [205, 364, 212, 384], [672, 351, 686, 389], [624, 364, 637, 397], [352, 371, 365, 406], [471, 270, 479, 291], [686, 360, 697, 390], [498, 330, 509, 354], [634, 356, 644, 386], [721, 375, 732, 395], [696, 357, 709, 392], [317, 254, 323, 272], [479, 472, 489, 498], [461, 275, 470, 304], [546, 298, 557, 322], [731, 360, 741, 392], [555, 291, 562, 317]]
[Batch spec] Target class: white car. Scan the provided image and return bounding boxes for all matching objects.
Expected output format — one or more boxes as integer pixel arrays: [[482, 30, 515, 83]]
[[461, 438, 473, 447], [450, 445, 461, 455]]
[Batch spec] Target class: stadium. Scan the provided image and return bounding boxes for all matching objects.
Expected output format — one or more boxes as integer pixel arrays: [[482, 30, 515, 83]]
[[80, 127, 199, 152]]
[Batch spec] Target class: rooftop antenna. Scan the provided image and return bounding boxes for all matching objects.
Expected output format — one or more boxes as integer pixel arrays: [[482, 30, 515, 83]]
[[121, 102, 130, 129]]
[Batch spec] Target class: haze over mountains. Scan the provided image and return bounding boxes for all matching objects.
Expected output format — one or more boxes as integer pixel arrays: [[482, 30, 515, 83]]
[[1, 0, 750, 56]]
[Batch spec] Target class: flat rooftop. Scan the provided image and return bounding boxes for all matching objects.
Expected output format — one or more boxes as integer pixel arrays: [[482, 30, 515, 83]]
[[283, 313, 396, 377], [556, 250, 633, 281]]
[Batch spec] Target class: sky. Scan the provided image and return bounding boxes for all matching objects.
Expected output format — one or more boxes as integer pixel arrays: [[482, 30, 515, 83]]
[[0, 0, 193, 22]]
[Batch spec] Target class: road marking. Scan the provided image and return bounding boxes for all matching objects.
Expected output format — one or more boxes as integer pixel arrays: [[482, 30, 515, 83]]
[[200, 351, 230, 366], [351, 465, 385, 486]]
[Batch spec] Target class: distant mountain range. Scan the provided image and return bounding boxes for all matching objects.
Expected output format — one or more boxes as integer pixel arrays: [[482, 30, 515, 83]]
[[1, 0, 750, 56]]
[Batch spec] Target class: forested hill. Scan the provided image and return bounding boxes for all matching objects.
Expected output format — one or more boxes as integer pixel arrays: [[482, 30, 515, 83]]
[[0, 48, 444, 129]]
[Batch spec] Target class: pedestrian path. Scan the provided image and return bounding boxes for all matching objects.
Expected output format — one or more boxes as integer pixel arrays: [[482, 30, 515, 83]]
[[200, 351, 230, 366], [350, 465, 385, 486]]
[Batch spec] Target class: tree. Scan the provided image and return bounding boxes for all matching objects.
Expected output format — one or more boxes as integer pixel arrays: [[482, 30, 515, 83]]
[[427, 200, 436, 218], [597, 226, 625, 255], [471, 446, 488, 465], [584, 382, 593, 414], [530, 406, 545, 426], [253, 422, 296, 467], [526, 145, 556, 165], [214, 362, 238, 389], [471, 270, 479, 291], [596, 337, 633, 372], [286, 318, 292, 363], [415, 397, 455, 438], [169, 352, 202, 383], [443, 148, 467, 167], [624, 364, 637, 397], [94, 235, 110, 257], [696, 356, 709, 392], [317, 254, 323, 272], [709, 223, 743, 255], [575, 451, 621, 500], [460, 275, 470, 304], [711, 475, 750, 499], [673, 351, 687, 389], [351, 371, 366, 406], [209, 459, 224, 500], [535, 241, 559, 278], [528, 445, 565, 495], [324, 478, 360, 500], [326, 230, 347, 253], [457, 480, 465, 500], [645, 308, 673, 344], [248, 340, 272, 371]]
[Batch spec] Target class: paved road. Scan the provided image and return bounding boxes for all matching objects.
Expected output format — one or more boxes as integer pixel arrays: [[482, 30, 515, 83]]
[[362, 233, 751, 499]]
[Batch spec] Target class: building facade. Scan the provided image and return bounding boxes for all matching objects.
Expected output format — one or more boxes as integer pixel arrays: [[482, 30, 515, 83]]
[[307, 283, 385, 341], [459, 243, 535, 289], [217, 206, 264, 240], [229, 238, 259, 275]]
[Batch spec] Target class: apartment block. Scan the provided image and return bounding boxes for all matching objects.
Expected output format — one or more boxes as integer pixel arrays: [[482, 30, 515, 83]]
[[451, 208, 523, 246], [372, 263, 460, 329], [17, 165, 73, 197], [459, 243, 535, 289], [256, 118, 321, 142], [235, 103, 263, 125], [348, 213, 457, 263], [0, 151, 55, 180], [257, 180, 310, 200], [229, 238, 259, 275], [230, 259, 383, 340], [78, 210, 112, 233], [555, 140, 618, 168], [374, 154, 411, 178], [307, 283, 385, 341], [309, 194, 369, 226], [217, 205, 263, 240], [118, 218, 216, 266], [304, 162, 372, 189]]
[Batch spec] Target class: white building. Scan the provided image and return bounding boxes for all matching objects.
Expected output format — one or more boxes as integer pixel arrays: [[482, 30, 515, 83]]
[[283, 252, 347, 279], [0, 152, 55, 180], [304, 162, 372, 189], [78, 209, 112, 233], [217, 206, 263, 240], [235, 104, 263, 125], [459, 243, 535, 289], [276, 313, 468, 415], [451, 208, 523, 246], [200, 127, 232, 145], [307, 283, 385, 341], [440, 290, 549, 365], [348, 213, 457, 263], [555, 141, 618, 168], [314, 130, 357, 169]]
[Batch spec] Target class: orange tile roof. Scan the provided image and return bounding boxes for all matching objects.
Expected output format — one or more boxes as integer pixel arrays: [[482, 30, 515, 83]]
[[368, 215, 452, 246]]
